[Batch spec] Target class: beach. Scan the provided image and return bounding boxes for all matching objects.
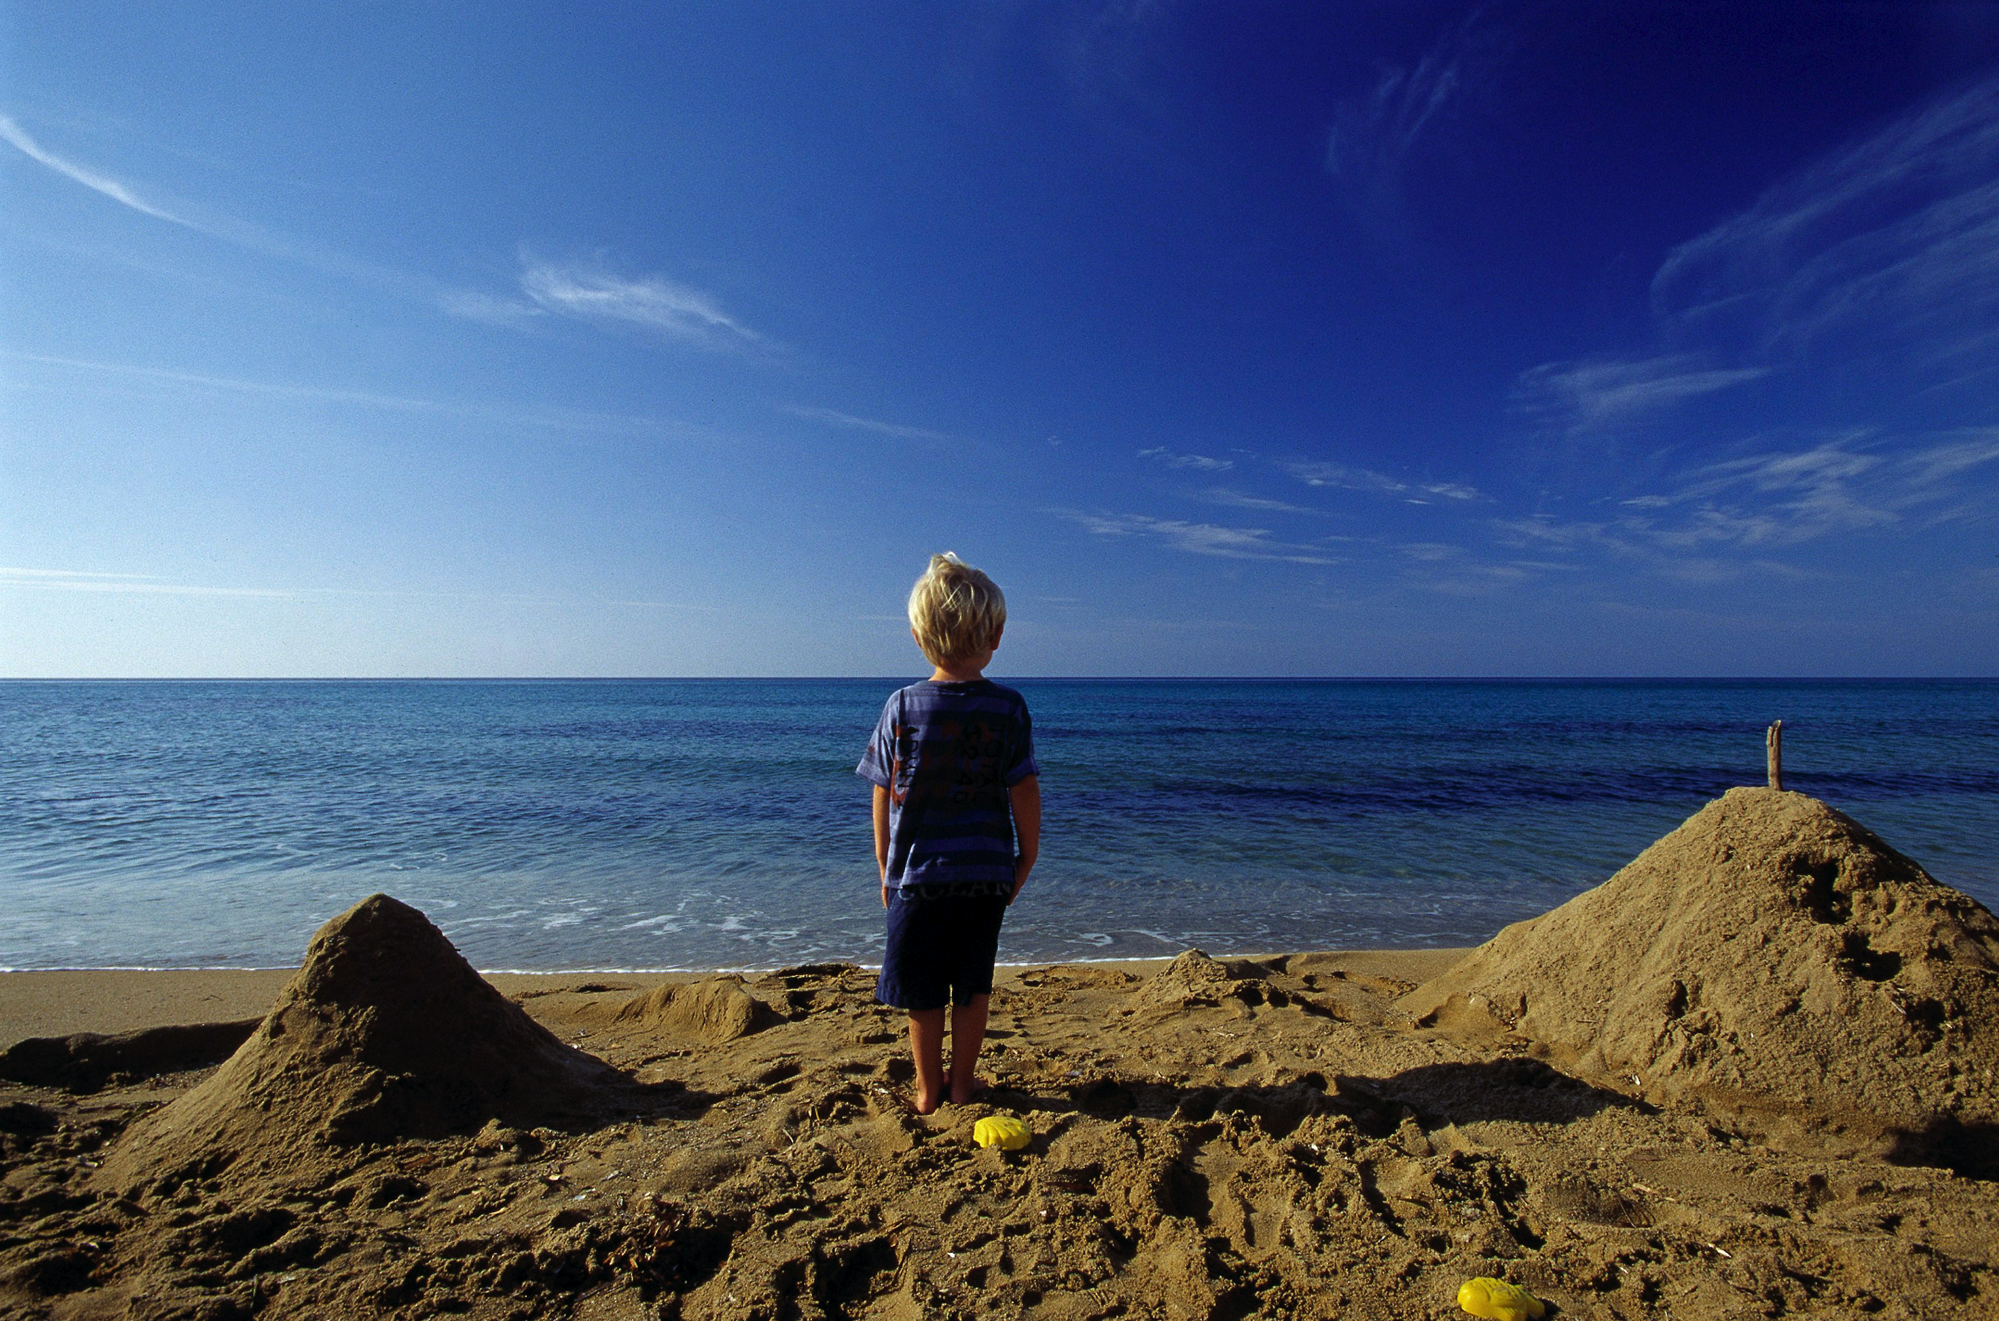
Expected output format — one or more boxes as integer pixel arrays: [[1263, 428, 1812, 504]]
[[3, 790, 1996, 1320], [11, 5, 1998, 1314], [1, 954, 1993, 1319], [0, 956, 1463, 1056]]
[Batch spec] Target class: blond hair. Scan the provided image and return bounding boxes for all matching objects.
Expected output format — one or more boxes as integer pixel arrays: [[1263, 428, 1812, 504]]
[[907, 552, 1006, 665]]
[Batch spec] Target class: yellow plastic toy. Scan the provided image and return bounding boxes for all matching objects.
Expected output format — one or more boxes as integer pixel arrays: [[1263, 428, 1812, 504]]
[[1457, 1278, 1545, 1321], [972, 1115, 1031, 1151]]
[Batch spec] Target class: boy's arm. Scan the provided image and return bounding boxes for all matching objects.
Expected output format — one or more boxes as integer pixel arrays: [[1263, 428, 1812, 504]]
[[873, 784, 893, 908], [1008, 775, 1040, 905]]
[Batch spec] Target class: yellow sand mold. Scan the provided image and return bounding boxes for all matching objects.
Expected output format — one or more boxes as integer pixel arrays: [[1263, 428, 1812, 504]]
[[972, 1115, 1031, 1150], [1457, 1277, 1544, 1321]]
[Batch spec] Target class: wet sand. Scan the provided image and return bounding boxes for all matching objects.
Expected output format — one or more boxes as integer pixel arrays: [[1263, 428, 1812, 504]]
[[0, 951, 1468, 1050]]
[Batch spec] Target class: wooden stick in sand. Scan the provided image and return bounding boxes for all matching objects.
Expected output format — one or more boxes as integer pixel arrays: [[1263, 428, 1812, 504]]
[[1766, 719, 1783, 791]]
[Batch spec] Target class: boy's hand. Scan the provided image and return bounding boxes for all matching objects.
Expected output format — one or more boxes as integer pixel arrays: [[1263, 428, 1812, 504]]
[[872, 785, 892, 909], [1007, 775, 1040, 906]]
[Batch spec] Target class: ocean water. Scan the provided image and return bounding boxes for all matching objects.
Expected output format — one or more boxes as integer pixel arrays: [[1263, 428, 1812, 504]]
[[1, 679, 1994, 971]]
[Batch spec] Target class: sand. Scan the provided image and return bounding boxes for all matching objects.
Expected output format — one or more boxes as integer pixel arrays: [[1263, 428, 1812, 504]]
[[1402, 788, 1999, 1162], [0, 971, 296, 1050], [2, 792, 1996, 1319], [95, 896, 647, 1190]]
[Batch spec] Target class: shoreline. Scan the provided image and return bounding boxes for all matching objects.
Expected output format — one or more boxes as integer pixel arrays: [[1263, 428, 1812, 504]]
[[0, 948, 1472, 1051]]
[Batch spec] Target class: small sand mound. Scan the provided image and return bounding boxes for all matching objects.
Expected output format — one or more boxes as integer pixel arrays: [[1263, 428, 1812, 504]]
[[1132, 950, 1282, 1011], [1401, 788, 1999, 1137], [612, 976, 779, 1043], [0, 1019, 258, 1093], [101, 894, 632, 1188]]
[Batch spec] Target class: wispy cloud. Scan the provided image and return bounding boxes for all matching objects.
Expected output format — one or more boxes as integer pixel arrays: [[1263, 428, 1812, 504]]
[[0, 115, 651, 340], [1199, 487, 1312, 514], [1285, 461, 1482, 502], [0, 118, 497, 311], [0, 114, 773, 365], [0, 567, 295, 599], [1396, 542, 1462, 563], [783, 406, 960, 443], [1523, 72, 1999, 437], [0, 566, 720, 612], [1515, 354, 1769, 433], [0, 114, 194, 228], [1399, 546, 1537, 594], [1288, 461, 1404, 494], [519, 257, 758, 347], [1137, 446, 1232, 471], [1326, 55, 1458, 183], [1494, 432, 1999, 569], [1535, 73, 1999, 437], [1324, 15, 1506, 231], [2, 351, 698, 437], [1653, 73, 1999, 372], [1059, 512, 1336, 564], [1901, 433, 1999, 486], [1654, 436, 1999, 546]]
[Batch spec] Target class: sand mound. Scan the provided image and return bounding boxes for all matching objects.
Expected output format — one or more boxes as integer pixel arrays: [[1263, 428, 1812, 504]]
[[1402, 788, 1999, 1137], [1131, 950, 1286, 1012], [0, 1019, 258, 1093], [100, 894, 633, 1188], [612, 976, 779, 1042]]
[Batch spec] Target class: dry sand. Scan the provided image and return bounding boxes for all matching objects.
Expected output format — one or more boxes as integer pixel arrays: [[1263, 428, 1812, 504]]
[[1, 789, 1995, 1320], [1403, 788, 1999, 1160]]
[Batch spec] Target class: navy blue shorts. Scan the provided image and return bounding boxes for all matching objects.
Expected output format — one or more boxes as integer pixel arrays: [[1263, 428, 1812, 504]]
[[877, 890, 1009, 1011]]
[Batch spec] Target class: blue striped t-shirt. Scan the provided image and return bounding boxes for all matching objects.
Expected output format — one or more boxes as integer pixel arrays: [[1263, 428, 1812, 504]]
[[857, 679, 1039, 892]]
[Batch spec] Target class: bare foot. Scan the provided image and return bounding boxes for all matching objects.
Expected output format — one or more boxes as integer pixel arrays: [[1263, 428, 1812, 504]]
[[948, 1076, 991, 1106], [913, 1087, 943, 1115]]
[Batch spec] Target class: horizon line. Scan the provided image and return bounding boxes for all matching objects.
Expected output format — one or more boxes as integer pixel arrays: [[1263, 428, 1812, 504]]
[[1, 674, 1993, 684]]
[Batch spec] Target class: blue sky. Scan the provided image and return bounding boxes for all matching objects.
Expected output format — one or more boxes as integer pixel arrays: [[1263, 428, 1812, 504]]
[[4, 2, 1998, 677]]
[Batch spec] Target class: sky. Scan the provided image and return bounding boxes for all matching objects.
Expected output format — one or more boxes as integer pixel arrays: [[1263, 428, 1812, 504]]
[[3, 2, 1998, 678]]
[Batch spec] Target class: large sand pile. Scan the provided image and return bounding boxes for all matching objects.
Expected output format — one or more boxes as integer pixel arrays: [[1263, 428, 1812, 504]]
[[1402, 787, 1999, 1143], [100, 894, 633, 1188]]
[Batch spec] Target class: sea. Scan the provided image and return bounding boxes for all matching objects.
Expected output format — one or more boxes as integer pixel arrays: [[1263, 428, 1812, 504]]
[[1, 679, 1994, 972]]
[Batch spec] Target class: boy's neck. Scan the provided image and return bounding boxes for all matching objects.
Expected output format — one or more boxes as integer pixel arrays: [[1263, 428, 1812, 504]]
[[928, 655, 990, 683]]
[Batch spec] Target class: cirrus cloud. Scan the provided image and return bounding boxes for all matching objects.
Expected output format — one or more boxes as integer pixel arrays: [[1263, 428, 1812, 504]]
[[1059, 512, 1336, 564], [0, 113, 194, 228], [1138, 446, 1232, 471], [518, 256, 760, 348]]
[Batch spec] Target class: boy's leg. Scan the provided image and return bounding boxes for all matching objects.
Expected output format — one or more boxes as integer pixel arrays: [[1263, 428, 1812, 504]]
[[881, 889, 952, 1115], [947, 993, 990, 1105], [907, 1008, 947, 1114]]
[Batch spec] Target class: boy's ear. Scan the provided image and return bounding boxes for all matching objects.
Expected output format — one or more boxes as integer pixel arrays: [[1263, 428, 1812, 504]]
[[990, 624, 1003, 651]]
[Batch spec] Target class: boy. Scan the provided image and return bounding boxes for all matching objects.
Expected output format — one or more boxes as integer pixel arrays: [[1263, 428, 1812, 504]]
[[857, 552, 1041, 1114]]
